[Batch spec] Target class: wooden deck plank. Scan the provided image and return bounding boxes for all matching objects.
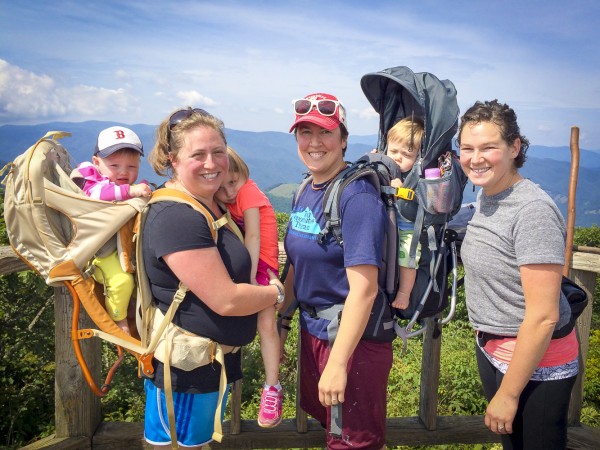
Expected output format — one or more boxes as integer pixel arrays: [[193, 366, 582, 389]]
[[20, 435, 90, 450], [88, 418, 600, 450]]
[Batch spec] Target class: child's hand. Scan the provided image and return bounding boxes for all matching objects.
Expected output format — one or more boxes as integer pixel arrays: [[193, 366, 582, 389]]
[[130, 183, 152, 198], [391, 178, 403, 189], [391, 291, 410, 310]]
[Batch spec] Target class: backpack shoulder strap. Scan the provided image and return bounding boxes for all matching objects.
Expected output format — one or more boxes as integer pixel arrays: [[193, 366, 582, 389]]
[[148, 188, 244, 242], [292, 175, 313, 208], [135, 187, 243, 349], [135, 188, 240, 446], [318, 162, 379, 246]]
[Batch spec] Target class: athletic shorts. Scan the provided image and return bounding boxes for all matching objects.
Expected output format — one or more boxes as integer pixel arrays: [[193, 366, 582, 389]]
[[398, 228, 421, 268], [299, 329, 393, 450], [144, 379, 229, 447]]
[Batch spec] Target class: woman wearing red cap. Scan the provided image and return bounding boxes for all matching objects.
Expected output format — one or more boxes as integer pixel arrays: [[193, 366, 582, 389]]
[[281, 93, 393, 449]]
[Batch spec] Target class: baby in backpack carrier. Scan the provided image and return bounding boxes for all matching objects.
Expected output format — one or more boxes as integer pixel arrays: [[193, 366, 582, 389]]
[[386, 117, 424, 310], [215, 147, 284, 428], [71, 126, 151, 335]]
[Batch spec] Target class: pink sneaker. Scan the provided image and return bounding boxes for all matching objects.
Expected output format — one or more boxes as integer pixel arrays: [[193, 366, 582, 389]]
[[257, 385, 283, 428]]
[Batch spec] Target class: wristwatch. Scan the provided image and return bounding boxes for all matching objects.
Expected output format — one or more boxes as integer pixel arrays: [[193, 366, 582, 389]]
[[269, 279, 285, 305]]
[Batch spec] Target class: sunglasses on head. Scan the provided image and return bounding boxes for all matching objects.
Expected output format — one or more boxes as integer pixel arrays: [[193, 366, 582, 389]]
[[293, 98, 339, 116], [168, 107, 211, 131]]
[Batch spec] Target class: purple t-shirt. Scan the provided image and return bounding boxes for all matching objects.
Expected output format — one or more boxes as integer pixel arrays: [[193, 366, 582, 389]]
[[284, 177, 386, 340]]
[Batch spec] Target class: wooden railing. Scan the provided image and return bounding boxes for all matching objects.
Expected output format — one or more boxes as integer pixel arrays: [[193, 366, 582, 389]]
[[2, 245, 599, 450]]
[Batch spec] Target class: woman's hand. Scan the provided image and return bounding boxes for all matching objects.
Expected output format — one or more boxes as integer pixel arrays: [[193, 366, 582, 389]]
[[267, 269, 285, 311], [318, 360, 347, 407], [485, 390, 517, 434], [484, 264, 562, 435]]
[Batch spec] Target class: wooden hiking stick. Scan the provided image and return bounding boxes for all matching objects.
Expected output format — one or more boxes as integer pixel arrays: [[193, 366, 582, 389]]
[[564, 126, 580, 276]]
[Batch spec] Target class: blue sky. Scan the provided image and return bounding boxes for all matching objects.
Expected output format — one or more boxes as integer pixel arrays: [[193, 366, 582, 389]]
[[1, 0, 599, 149]]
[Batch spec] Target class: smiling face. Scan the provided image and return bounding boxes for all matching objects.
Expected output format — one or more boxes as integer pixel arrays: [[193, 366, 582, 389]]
[[170, 125, 229, 202], [215, 170, 246, 204], [295, 122, 347, 183], [459, 121, 521, 196], [93, 150, 141, 185]]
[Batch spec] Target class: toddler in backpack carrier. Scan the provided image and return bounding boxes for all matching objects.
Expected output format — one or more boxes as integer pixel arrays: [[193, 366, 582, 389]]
[[387, 118, 465, 321], [385, 117, 425, 311], [70, 126, 152, 335]]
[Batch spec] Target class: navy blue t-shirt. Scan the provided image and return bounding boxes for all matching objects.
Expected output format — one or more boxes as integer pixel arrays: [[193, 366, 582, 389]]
[[284, 178, 386, 340], [143, 200, 254, 393]]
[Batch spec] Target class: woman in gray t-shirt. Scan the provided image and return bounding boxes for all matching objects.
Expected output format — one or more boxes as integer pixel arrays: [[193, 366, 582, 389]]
[[458, 100, 578, 450]]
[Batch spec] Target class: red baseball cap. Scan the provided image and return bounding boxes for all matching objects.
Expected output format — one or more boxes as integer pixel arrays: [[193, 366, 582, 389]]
[[289, 93, 348, 133]]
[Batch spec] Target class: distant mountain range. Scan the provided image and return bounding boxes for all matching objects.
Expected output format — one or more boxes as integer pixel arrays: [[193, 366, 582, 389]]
[[1, 121, 599, 227]]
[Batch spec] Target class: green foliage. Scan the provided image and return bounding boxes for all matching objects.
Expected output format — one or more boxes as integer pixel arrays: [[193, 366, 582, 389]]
[[238, 312, 300, 421], [0, 271, 55, 448], [0, 189, 7, 245], [574, 225, 600, 247], [582, 329, 600, 427], [276, 212, 290, 241], [386, 339, 423, 417], [573, 225, 600, 329], [438, 323, 488, 416], [100, 345, 145, 422], [1, 184, 599, 449]]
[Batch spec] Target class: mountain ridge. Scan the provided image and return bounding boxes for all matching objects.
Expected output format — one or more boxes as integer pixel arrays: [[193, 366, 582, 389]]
[[1, 121, 598, 226]]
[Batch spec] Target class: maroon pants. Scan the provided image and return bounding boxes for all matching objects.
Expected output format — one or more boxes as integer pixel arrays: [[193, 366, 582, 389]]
[[299, 329, 393, 449]]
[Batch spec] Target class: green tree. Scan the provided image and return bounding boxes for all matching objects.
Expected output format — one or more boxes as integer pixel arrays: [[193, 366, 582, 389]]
[[574, 224, 600, 248], [1, 184, 599, 448], [0, 271, 55, 448]]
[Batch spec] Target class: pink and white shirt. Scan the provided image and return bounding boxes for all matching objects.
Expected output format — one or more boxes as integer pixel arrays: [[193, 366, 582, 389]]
[[76, 162, 133, 201]]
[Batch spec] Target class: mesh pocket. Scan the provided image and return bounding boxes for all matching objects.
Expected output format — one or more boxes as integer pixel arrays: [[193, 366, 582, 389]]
[[415, 158, 464, 218], [416, 175, 457, 215]]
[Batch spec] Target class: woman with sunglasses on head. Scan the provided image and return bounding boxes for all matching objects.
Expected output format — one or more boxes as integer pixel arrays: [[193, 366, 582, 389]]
[[281, 93, 393, 449], [142, 108, 285, 449], [458, 100, 578, 450]]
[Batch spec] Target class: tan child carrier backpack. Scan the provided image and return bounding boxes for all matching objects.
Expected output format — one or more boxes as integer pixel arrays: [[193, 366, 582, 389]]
[[1, 131, 243, 446]]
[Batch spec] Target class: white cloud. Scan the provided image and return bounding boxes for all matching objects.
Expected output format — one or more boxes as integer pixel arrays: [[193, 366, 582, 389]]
[[0, 59, 139, 123], [175, 91, 217, 107], [357, 107, 378, 120], [1, 2, 599, 148]]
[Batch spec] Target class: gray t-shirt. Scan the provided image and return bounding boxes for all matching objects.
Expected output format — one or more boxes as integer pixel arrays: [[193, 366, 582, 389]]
[[461, 179, 571, 335]]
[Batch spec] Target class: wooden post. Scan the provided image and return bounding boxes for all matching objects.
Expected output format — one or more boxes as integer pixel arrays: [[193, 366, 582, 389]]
[[229, 379, 242, 434], [419, 316, 442, 430], [54, 285, 101, 439], [295, 328, 308, 433], [564, 126, 580, 277]]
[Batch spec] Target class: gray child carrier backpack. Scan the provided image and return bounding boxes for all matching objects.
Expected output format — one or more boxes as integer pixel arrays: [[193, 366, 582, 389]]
[[360, 66, 468, 348]]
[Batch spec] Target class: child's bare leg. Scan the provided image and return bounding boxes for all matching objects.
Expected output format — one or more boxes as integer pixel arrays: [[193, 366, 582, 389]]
[[257, 305, 280, 386], [391, 266, 417, 309], [115, 317, 131, 335]]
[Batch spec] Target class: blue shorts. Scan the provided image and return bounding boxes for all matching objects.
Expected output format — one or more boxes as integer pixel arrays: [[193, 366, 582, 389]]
[[144, 379, 229, 447]]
